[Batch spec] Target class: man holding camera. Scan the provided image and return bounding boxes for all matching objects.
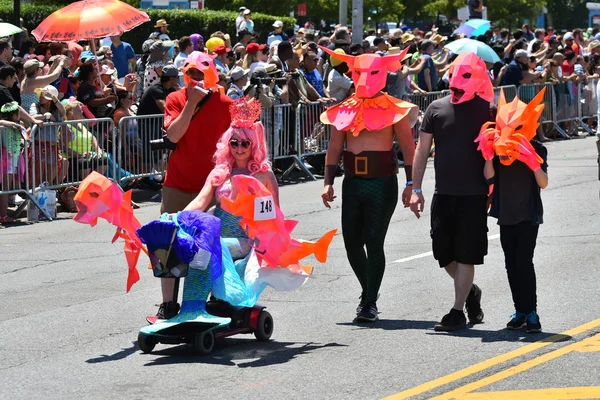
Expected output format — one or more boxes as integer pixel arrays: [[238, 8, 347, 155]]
[[155, 56, 233, 320]]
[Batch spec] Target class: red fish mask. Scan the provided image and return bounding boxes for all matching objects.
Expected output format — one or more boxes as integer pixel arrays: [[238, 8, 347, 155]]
[[183, 51, 219, 89], [475, 88, 546, 168], [448, 53, 494, 104], [320, 46, 408, 98]]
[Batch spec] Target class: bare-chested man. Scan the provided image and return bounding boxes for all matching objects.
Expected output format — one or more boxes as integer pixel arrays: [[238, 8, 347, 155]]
[[319, 47, 418, 322]]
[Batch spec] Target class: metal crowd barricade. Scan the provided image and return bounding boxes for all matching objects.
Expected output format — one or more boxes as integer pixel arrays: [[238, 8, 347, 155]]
[[403, 90, 450, 141], [494, 85, 518, 104], [0, 126, 50, 220], [117, 114, 166, 185], [578, 78, 598, 134], [260, 104, 294, 160], [517, 82, 569, 138], [30, 118, 118, 194]]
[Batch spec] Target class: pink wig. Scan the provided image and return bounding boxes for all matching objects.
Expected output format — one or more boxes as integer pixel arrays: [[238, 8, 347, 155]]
[[209, 121, 271, 186]]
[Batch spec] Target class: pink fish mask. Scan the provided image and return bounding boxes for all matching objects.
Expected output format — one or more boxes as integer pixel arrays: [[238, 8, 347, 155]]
[[183, 51, 219, 89], [448, 53, 494, 104], [320, 46, 409, 98]]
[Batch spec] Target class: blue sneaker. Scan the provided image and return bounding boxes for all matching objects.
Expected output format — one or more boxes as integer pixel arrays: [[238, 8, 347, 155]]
[[525, 311, 542, 333], [506, 311, 527, 330]]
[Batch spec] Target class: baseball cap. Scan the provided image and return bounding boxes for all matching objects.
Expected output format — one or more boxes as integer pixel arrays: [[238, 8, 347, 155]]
[[24, 59, 44, 73], [162, 64, 179, 77], [243, 9, 251, 15], [564, 32, 574, 41], [330, 49, 347, 67], [239, 6, 246, 11], [229, 66, 250, 81], [246, 42, 267, 54], [206, 37, 225, 53], [213, 44, 231, 55], [37, 85, 59, 101], [273, 20, 283, 28]]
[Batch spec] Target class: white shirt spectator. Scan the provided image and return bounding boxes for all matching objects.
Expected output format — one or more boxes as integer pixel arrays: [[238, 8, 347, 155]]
[[249, 61, 267, 74], [174, 52, 187, 69], [328, 69, 353, 103]]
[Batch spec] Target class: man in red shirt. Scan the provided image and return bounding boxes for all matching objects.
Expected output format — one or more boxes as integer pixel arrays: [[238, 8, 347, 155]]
[[156, 56, 233, 320]]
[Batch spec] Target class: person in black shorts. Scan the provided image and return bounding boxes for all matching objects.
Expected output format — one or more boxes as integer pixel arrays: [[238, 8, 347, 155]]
[[410, 53, 495, 331]]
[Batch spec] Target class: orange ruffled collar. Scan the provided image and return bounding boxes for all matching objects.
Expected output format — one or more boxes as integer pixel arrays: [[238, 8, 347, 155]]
[[320, 93, 418, 136]]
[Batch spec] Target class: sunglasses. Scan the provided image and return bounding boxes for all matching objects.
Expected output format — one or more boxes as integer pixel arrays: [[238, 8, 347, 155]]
[[229, 139, 252, 149]]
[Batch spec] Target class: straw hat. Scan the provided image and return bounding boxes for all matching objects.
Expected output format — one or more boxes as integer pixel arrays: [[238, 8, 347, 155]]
[[154, 19, 169, 28]]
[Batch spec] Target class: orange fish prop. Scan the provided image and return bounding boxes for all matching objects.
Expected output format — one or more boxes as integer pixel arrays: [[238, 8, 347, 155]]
[[475, 88, 545, 170], [73, 172, 145, 292], [220, 175, 337, 270]]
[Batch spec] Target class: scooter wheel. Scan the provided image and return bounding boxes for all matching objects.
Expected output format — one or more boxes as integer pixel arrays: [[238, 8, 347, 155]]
[[254, 311, 273, 341], [194, 330, 215, 355], [137, 332, 156, 353]]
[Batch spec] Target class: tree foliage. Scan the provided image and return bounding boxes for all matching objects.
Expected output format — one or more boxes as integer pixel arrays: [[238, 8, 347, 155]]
[[546, 0, 588, 30]]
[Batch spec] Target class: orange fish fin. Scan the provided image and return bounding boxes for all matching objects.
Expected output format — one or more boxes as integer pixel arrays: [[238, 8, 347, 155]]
[[314, 229, 337, 263], [301, 265, 314, 275]]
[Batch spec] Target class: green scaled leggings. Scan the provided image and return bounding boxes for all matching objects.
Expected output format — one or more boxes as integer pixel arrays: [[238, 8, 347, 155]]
[[341, 176, 398, 302]]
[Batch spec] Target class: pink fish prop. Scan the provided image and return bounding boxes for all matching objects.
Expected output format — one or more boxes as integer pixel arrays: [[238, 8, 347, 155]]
[[220, 175, 337, 270]]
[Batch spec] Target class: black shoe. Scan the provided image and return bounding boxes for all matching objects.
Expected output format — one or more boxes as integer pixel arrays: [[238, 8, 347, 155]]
[[465, 284, 484, 324], [434, 309, 467, 332], [356, 295, 366, 315], [525, 311, 542, 333], [506, 312, 527, 329], [156, 301, 180, 320], [355, 302, 378, 322]]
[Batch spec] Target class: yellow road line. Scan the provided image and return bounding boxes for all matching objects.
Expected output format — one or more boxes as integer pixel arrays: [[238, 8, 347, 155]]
[[459, 387, 600, 400], [384, 317, 600, 400], [430, 332, 600, 399]]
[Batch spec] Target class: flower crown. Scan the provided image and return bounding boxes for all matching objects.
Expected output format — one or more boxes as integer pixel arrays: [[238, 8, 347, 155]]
[[230, 97, 262, 129]]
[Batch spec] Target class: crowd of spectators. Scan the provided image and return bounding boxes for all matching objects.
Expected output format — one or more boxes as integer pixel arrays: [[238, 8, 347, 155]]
[[1, 10, 599, 224]]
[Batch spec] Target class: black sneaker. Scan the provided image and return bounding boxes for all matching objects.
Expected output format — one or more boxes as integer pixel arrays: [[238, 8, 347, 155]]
[[356, 293, 379, 315], [434, 309, 467, 332], [506, 312, 527, 330], [525, 311, 542, 333], [355, 302, 378, 322], [465, 284, 484, 324], [156, 301, 180, 320]]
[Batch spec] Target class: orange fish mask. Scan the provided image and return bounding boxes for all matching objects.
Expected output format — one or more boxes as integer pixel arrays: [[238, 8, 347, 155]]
[[318, 46, 418, 136], [475, 88, 545, 170], [321, 46, 406, 98], [448, 53, 494, 104]]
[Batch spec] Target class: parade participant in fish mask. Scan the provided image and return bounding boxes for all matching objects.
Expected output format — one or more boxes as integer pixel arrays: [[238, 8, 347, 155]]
[[319, 46, 419, 323], [410, 53, 494, 332]]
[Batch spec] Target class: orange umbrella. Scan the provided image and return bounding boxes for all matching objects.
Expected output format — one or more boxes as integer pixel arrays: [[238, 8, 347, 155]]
[[32, 0, 149, 42]]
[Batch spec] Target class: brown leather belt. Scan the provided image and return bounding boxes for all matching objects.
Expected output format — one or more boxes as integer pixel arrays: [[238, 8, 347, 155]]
[[343, 150, 398, 179]]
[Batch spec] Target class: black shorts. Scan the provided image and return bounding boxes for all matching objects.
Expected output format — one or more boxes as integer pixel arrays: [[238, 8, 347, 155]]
[[430, 194, 488, 268]]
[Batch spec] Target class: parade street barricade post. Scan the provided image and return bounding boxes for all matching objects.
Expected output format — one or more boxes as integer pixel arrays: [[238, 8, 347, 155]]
[[116, 114, 167, 186], [494, 85, 518, 105], [0, 125, 52, 220], [296, 101, 330, 179], [578, 77, 598, 134], [28, 118, 118, 221], [517, 82, 570, 138], [552, 81, 592, 135]]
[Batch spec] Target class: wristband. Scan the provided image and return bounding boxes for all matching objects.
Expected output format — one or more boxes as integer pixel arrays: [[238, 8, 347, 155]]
[[324, 165, 337, 186], [412, 188, 422, 194], [406, 181, 413, 187]]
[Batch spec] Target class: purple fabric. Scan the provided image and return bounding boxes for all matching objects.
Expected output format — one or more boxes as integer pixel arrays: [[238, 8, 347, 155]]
[[190, 33, 204, 51]]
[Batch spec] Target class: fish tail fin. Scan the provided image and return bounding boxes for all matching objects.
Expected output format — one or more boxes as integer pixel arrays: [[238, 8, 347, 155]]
[[314, 229, 337, 263]]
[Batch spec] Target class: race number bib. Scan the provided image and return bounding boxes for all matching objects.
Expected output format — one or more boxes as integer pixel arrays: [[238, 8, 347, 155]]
[[254, 196, 276, 221]]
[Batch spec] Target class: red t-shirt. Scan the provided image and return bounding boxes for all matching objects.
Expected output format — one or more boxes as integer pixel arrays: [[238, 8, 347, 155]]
[[562, 60, 575, 76], [163, 88, 233, 193]]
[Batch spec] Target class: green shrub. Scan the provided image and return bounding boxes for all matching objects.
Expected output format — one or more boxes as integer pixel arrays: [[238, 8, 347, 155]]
[[0, 4, 295, 52]]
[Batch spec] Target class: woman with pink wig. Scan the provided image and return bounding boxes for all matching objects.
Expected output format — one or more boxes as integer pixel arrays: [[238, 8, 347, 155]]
[[184, 96, 277, 264], [185, 97, 277, 213]]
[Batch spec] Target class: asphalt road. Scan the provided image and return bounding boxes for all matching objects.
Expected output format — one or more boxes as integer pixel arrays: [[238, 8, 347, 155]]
[[1, 136, 599, 400]]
